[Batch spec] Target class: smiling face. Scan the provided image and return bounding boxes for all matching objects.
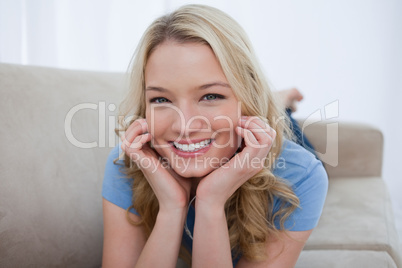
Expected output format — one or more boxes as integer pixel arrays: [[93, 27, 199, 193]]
[[144, 41, 241, 178]]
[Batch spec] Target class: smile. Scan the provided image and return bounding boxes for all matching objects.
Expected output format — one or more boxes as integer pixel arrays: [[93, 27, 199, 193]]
[[173, 139, 212, 152]]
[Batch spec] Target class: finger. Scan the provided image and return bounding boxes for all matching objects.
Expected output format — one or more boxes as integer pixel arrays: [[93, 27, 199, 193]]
[[121, 119, 148, 147], [239, 116, 271, 136], [235, 126, 259, 149], [126, 119, 148, 139], [121, 133, 151, 153], [239, 117, 276, 144], [233, 127, 267, 172], [131, 133, 152, 150]]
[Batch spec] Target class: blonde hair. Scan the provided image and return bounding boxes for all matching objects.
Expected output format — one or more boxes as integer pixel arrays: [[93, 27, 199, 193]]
[[115, 4, 299, 263]]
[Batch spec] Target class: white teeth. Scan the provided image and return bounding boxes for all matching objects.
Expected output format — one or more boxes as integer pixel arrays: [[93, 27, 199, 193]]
[[173, 139, 212, 152]]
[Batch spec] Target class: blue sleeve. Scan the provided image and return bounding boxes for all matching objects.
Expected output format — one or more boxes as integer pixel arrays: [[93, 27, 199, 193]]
[[274, 159, 328, 231], [102, 144, 139, 215]]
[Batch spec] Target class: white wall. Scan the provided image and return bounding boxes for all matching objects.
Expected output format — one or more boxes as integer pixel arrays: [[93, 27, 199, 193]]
[[1, 0, 401, 237]]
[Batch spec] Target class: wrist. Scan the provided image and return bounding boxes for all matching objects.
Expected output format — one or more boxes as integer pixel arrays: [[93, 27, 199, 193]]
[[158, 195, 189, 215], [157, 206, 187, 223], [195, 198, 226, 220]]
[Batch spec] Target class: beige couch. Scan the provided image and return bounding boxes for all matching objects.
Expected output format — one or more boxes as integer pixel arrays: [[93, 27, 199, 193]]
[[0, 63, 400, 268]]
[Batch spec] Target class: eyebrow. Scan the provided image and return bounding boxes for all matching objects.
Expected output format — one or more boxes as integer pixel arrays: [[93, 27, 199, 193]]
[[199, 82, 231, 90], [145, 82, 231, 92]]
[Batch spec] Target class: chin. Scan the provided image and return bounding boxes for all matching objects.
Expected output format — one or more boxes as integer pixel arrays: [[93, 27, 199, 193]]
[[172, 166, 214, 179]]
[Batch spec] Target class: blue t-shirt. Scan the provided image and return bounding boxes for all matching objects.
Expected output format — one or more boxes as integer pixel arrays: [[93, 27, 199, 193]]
[[102, 139, 328, 265]]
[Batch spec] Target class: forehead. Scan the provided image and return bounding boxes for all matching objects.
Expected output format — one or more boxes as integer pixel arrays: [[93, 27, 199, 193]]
[[144, 41, 228, 88]]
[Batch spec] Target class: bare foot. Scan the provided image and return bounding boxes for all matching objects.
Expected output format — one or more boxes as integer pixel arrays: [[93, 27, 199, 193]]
[[276, 88, 304, 112]]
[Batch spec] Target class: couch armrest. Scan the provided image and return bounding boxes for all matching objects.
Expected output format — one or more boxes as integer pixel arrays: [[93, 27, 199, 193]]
[[296, 120, 383, 178]]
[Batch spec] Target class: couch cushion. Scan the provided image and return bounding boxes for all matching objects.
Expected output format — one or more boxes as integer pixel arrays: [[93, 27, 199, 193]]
[[297, 119, 384, 178], [305, 177, 401, 267], [296, 249, 396, 268], [0, 64, 127, 267]]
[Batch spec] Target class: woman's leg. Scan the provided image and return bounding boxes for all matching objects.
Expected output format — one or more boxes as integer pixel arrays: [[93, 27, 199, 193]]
[[286, 108, 319, 159], [277, 88, 319, 159]]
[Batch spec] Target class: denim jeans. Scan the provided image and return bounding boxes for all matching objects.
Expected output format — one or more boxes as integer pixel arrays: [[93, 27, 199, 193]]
[[286, 108, 319, 160]]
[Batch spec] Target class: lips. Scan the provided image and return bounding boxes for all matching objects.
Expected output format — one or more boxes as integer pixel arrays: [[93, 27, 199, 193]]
[[169, 138, 214, 158], [173, 139, 212, 152]]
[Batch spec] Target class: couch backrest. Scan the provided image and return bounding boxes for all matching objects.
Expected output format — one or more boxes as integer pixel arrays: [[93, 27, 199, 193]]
[[0, 63, 128, 267], [299, 119, 383, 178]]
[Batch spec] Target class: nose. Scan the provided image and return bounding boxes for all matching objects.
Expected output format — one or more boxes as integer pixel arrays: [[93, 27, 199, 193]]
[[170, 103, 209, 137]]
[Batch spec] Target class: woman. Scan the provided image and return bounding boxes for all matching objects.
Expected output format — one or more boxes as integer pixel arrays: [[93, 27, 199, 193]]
[[102, 4, 328, 267]]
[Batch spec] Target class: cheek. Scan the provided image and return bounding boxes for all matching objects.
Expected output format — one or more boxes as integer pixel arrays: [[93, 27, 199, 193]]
[[212, 106, 239, 131], [146, 109, 168, 140], [220, 105, 240, 146], [211, 114, 240, 147]]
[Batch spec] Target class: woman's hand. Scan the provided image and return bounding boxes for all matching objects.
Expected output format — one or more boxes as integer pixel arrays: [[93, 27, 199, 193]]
[[196, 116, 276, 209], [120, 118, 191, 212]]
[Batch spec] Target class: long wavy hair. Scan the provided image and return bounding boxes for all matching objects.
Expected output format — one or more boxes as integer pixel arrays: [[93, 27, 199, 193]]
[[114, 4, 299, 263]]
